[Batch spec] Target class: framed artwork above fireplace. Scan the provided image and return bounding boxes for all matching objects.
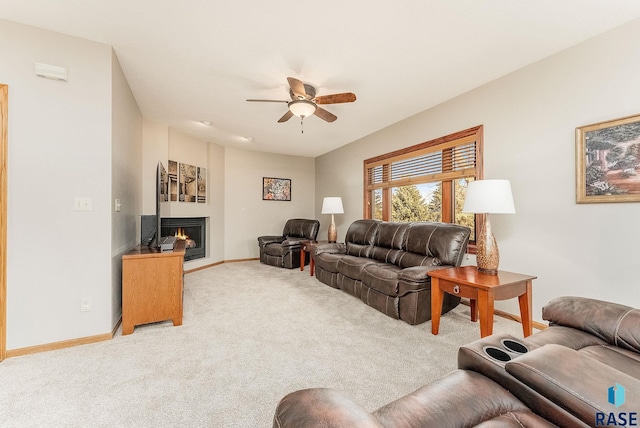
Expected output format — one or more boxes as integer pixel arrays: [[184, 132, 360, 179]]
[[168, 160, 207, 203]]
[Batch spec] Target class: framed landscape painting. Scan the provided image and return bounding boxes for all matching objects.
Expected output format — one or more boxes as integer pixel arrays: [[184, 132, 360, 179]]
[[263, 177, 291, 201], [576, 114, 640, 203]]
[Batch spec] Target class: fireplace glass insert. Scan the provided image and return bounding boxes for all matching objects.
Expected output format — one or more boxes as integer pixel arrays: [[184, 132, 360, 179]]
[[161, 217, 206, 261]]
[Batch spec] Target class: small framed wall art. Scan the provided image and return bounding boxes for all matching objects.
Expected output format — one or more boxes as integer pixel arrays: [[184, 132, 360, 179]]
[[576, 113, 640, 203], [263, 177, 291, 201]]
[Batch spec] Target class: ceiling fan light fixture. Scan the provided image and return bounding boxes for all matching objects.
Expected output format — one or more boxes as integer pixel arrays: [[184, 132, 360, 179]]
[[288, 100, 316, 118]]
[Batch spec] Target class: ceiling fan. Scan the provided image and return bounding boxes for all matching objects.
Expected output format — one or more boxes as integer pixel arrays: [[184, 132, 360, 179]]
[[246, 77, 356, 123]]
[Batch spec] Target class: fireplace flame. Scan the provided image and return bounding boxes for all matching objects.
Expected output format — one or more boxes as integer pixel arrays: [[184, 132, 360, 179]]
[[174, 228, 189, 240]]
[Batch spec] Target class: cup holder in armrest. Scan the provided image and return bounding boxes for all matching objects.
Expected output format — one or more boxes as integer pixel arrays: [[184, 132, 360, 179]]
[[483, 346, 512, 362], [501, 339, 528, 354], [483, 339, 529, 362]]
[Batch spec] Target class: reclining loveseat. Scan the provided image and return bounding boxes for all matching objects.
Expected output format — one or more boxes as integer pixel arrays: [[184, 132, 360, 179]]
[[313, 219, 471, 324], [257, 218, 319, 269], [273, 296, 640, 427]]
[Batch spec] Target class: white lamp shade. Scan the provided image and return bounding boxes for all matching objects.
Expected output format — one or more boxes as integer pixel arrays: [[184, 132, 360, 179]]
[[321, 197, 344, 214], [463, 180, 515, 214], [288, 100, 317, 118]]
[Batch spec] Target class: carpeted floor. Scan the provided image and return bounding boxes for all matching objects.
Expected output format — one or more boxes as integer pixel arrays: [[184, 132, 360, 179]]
[[0, 261, 526, 427]]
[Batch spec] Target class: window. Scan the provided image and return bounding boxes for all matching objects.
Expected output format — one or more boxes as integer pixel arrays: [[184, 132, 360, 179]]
[[364, 126, 483, 243]]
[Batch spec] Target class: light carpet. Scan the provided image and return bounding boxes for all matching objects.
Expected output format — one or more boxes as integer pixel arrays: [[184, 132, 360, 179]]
[[0, 261, 527, 427]]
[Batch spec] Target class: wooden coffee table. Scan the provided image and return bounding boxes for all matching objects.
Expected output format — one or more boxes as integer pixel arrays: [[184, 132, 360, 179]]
[[428, 266, 536, 338]]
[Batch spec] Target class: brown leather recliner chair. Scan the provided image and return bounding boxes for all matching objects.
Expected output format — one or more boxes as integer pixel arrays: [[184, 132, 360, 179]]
[[257, 218, 320, 269]]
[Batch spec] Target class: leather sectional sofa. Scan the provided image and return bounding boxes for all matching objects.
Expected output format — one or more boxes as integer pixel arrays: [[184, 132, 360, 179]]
[[313, 219, 471, 324], [273, 296, 640, 427]]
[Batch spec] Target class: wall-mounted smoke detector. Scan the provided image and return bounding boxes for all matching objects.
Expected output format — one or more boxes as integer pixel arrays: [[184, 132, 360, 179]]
[[35, 62, 68, 81]]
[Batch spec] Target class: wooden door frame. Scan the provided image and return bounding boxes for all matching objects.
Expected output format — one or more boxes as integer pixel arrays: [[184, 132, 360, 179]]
[[1, 84, 7, 361]]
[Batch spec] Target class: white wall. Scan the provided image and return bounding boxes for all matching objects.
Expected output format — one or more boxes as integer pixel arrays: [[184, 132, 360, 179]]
[[111, 51, 143, 327], [316, 18, 640, 322], [2, 20, 118, 348], [225, 148, 316, 260], [141, 120, 169, 216]]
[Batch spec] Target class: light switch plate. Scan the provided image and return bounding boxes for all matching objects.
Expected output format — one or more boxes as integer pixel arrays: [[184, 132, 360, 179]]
[[74, 197, 92, 211]]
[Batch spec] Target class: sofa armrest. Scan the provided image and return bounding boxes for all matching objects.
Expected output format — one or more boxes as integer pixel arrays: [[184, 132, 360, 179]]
[[506, 344, 640, 426], [314, 242, 346, 255], [273, 388, 383, 428], [257, 235, 285, 247], [281, 237, 304, 247], [543, 296, 640, 353], [374, 369, 554, 427], [398, 265, 453, 284]]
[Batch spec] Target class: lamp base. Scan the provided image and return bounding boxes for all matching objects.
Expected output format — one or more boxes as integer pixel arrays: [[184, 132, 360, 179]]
[[328, 214, 337, 243], [476, 216, 500, 275]]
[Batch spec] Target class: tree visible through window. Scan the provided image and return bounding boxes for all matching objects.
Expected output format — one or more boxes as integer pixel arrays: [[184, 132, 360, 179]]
[[364, 126, 483, 243], [391, 183, 441, 223]]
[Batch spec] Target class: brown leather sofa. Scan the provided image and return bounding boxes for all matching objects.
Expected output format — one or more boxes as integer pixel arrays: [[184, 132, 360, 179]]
[[258, 218, 320, 269], [313, 219, 471, 324], [273, 296, 640, 427]]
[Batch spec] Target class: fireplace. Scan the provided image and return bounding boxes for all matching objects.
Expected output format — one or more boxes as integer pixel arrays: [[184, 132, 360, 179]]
[[161, 217, 206, 261]]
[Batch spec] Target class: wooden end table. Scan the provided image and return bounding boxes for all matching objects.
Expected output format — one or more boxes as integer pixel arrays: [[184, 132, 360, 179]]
[[299, 240, 321, 276], [428, 266, 536, 338]]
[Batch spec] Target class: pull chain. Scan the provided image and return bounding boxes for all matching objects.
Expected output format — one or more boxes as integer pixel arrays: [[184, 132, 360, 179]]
[[301, 117, 304, 134]]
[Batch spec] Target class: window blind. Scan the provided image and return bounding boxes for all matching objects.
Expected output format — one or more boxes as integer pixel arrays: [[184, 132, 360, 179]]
[[366, 140, 477, 189]]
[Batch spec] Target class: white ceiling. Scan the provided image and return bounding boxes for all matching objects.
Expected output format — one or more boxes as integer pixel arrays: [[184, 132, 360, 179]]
[[3, 1, 640, 157]]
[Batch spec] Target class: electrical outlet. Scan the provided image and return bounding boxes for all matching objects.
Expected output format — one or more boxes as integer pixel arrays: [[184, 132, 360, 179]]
[[80, 298, 92, 312]]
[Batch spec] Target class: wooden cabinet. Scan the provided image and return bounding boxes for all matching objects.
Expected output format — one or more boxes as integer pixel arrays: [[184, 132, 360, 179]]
[[121, 240, 185, 335]]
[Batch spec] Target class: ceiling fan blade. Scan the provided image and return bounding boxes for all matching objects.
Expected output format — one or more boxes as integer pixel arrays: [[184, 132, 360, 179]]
[[278, 110, 294, 123], [246, 99, 289, 103], [314, 107, 337, 122], [287, 77, 310, 99], [314, 92, 357, 104]]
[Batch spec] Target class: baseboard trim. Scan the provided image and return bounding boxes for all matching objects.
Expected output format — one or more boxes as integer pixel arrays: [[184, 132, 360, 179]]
[[112, 315, 123, 336], [6, 316, 123, 359], [7, 331, 113, 358], [184, 258, 259, 274], [224, 257, 260, 263], [460, 299, 547, 331], [184, 260, 224, 273]]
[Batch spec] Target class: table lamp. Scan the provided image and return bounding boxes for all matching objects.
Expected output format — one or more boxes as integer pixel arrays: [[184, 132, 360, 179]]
[[462, 180, 515, 274], [321, 197, 344, 243]]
